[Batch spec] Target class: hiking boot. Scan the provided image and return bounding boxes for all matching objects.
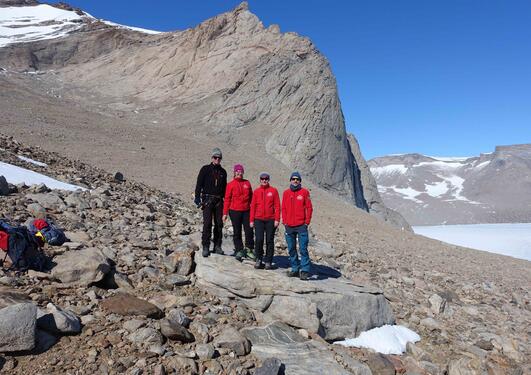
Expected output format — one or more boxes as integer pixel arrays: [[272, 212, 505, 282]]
[[299, 271, 310, 281], [245, 248, 256, 260], [202, 246, 210, 258], [213, 245, 224, 255], [254, 259, 264, 269], [287, 270, 299, 278], [234, 250, 245, 262], [264, 262, 273, 270]]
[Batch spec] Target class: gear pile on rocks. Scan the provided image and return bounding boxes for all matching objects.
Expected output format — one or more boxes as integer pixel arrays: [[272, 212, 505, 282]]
[[0, 134, 529, 374]]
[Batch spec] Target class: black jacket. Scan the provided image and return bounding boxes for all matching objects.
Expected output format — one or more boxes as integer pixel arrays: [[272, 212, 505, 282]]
[[195, 163, 227, 199]]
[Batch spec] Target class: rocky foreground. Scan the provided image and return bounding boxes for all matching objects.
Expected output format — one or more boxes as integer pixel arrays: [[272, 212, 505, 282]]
[[1, 134, 530, 375]]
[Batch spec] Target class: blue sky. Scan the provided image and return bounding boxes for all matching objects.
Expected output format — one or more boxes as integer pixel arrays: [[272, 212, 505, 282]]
[[46, 1, 531, 159]]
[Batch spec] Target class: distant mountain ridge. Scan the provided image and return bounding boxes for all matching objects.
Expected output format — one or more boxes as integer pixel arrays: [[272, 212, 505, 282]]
[[369, 144, 531, 225]]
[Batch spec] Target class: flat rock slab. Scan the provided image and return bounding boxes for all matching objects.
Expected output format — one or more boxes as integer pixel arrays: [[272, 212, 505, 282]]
[[100, 293, 163, 319], [195, 253, 394, 340], [242, 321, 350, 375], [0, 303, 37, 352]]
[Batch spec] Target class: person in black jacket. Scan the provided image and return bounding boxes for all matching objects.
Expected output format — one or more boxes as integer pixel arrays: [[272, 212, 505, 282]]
[[194, 148, 228, 257]]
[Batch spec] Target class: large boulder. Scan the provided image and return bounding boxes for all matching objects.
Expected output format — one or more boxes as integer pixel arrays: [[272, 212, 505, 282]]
[[0, 176, 9, 196], [51, 248, 111, 286], [0, 287, 31, 309], [195, 253, 394, 341], [0, 303, 37, 352]]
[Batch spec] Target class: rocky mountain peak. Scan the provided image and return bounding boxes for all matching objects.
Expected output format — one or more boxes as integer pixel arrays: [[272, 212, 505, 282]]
[[0, 2, 407, 229], [0, 0, 38, 7]]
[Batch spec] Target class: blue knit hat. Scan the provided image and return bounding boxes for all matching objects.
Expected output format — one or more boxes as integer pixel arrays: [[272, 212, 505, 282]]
[[290, 171, 302, 181]]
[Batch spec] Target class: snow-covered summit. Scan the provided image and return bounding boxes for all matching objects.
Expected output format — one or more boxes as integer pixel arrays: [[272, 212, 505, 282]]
[[0, 3, 160, 48]]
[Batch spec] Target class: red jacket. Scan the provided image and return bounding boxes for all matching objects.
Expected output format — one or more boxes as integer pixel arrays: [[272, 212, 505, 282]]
[[223, 178, 253, 215], [250, 185, 281, 223], [282, 188, 313, 227]]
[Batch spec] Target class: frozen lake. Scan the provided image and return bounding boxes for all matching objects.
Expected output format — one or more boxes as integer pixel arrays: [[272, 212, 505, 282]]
[[413, 223, 531, 261]]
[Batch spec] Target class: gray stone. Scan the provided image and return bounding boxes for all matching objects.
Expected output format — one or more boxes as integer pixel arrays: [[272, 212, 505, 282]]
[[255, 357, 282, 375], [26, 203, 47, 218], [167, 309, 191, 328], [0, 176, 9, 196], [0, 287, 31, 309], [160, 319, 195, 343], [123, 319, 146, 332], [0, 303, 37, 352], [213, 326, 251, 356], [34, 329, 57, 353], [128, 327, 164, 347], [428, 294, 446, 315], [266, 295, 320, 333], [164, 244, 195, 275], [37, 303, 81, 334], [163, 274, 191, 287], [51, 247, 111, 286], [26, 192, 66, 211], [242, 321, 350, 375], [166, 356, 198, 375], [195, 343, 215, 360]]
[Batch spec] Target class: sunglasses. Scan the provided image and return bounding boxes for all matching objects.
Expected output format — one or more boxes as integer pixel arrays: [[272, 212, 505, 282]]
[[291, 177, 300, 181], [260, 177, 270, 181], [212, 156, 222, 160]]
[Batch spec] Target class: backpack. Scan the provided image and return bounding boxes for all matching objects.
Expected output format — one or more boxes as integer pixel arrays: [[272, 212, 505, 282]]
[[0, 220, 46, 271], [28, 219, 67, 246]]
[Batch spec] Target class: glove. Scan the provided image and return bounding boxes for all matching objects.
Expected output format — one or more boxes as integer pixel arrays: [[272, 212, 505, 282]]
[[194, 196, 201, 207]]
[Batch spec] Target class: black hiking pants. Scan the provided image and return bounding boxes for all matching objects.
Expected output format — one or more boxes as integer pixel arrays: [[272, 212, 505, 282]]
[[229, 209, 254, 252], [254, 219, 276, 263], [202, 196, 223, 248]]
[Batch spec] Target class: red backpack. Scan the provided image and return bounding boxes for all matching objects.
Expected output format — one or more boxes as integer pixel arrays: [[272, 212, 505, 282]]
[[0, 231, 8, 252]]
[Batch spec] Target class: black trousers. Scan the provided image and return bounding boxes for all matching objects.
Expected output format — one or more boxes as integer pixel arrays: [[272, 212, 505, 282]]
[[254, 219, 276, 263], [229, 210, 254, 252], [202, 197, 223, 247]]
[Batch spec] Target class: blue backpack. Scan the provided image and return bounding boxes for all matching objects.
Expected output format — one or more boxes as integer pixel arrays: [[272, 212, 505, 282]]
[[0, 220, 46, 271], [28, 219, 67, 247]]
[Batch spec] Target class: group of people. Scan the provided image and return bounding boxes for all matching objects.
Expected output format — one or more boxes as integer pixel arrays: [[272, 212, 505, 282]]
[[194, 148, 313, 280]]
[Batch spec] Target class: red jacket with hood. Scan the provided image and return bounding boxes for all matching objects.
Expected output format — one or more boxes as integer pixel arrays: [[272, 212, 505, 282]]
[[281, 188, 313, 227], [223, 178, 253, 214], [250, 185, 281, 223]]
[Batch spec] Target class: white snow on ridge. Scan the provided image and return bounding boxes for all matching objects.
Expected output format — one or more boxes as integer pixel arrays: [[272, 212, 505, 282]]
[[416, 161, 463, 169], [0, 161, 85, 191], [335, 325, 420, 355], [413, 223, 531, 261], [384, 186, 423, 203], [99, 19, 161, 35], [0, 4, 161, 48], [17, 155, 48, 167], [0, 4, 83, 47], [370, 164, 408, 176], [427, 156, 470, 162]]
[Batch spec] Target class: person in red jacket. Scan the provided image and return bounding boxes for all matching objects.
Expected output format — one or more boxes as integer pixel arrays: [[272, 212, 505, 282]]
[[282, 171, 313, 280], [250, 172, 280, 270], [223, 164, 255, 261]]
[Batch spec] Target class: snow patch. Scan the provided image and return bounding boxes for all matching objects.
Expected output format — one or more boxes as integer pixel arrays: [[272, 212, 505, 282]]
[[17, 155, 48, 167], [335, 325, 420, 355], [413, 223, 531, 261], [425, 180, 449, 198], [0, 161, 85, 191], [385, 186, 423, 203], [370, 164, 408, 176], [0, 4, 84, 47], [416, 161, 463, 169]]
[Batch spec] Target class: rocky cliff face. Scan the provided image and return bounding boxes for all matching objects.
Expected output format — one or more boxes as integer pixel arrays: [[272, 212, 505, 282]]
[[369, 144, 531, 225], [0, 2, 407, 228]]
